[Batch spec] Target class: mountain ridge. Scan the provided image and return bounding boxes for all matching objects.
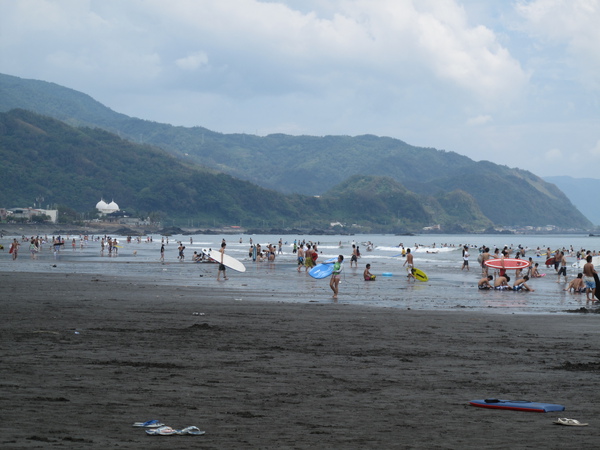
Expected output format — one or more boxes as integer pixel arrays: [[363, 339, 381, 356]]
[[0, 72, 593, 230], [0, 109, 493, 232]]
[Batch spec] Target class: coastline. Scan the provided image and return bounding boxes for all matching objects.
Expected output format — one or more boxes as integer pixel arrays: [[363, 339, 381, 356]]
[[1, 271, 600, 448]]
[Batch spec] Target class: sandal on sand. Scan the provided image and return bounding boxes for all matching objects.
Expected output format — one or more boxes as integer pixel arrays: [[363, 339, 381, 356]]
[[145, 426, 178, 435], [177, 426, 206, 436], [132, 419, 164, 428], [554, 418, 588, 426]]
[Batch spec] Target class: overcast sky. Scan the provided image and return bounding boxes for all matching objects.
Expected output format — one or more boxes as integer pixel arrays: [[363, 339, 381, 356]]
[[1, 0, 599, 179]]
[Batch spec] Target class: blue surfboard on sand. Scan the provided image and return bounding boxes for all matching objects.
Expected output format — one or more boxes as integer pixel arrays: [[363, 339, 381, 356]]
[[469, 398, 565, 413], [309, 258, 337, 279]]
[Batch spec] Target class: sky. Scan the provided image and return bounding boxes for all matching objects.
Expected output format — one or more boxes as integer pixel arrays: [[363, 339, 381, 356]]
[[1, 0, 599, 179]]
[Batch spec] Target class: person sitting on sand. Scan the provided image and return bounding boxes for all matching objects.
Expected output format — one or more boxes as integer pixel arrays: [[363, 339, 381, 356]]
[[565, 273, 586, 293], [363, 264, 376, 281], [478, 275, 493, 290], [513, 275, 534, 292], [494, 274, 511, 290]]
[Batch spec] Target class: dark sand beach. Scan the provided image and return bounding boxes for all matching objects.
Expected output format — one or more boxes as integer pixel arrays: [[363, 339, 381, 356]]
[[2, 271, 600, 449]]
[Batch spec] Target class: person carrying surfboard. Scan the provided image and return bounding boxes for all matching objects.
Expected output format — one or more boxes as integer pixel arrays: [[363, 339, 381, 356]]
[[217, 242, 228, 281], [330, 255, 344, 299]]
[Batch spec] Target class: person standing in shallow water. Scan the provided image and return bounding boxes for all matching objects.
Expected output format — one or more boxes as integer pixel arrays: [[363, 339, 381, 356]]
[[583, 255, 597, 301], [461, 246, 469, 271], [404, 248, 415, 280], [330, 255, 344, 299]]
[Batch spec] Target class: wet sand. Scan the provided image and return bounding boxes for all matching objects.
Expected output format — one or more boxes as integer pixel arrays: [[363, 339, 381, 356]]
[[1, 271, 600, 449]]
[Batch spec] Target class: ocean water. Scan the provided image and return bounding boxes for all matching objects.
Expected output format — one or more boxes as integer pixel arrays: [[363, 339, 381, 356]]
[[2, 232, 599, 314]]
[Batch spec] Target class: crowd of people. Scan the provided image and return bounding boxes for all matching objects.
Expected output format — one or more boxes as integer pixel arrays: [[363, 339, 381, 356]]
[[4, 233, 598, 303], [475, 244, 598, 301]]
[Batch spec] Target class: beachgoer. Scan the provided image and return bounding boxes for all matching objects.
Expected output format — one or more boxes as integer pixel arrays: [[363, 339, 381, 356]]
[[480, 247, 491, 275], [217, 242, 228, 281], [565, 273, 585, 293], [525, 257, 534, 277], [350, 245, 358, 268], [9, 239, 19, 260], [513, 275, 534, 292], [554, 249, 561, 272], [330, 255, 344, 299], [461, 246, 469, 271], [304, 245, 315, 272], [498, 250, 509, 277], [29, 239, 39, 259], [404, 249, 415, 280], [583, 255, 597, 301], [494, 275, 511, 290], [557, 251, 567, 283], [478, 275, 493, 290], [297, 245, 305, 272], [364, 263, 376, 281]]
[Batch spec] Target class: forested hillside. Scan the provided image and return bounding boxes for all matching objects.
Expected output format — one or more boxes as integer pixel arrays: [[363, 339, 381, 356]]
[[0, 73, 593, 229], [0, 109, 494, 232]]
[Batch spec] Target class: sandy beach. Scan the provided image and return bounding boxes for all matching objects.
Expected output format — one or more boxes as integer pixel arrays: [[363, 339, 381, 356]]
[[1, 270, 600, 449]]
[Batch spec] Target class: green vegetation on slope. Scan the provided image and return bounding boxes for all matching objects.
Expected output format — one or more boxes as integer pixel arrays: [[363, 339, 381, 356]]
[[1, 109, 495, 232], [0, 73, 592, 229]]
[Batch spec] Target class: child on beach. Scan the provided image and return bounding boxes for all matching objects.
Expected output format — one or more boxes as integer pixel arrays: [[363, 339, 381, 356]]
[[364, 264, 376, 281]]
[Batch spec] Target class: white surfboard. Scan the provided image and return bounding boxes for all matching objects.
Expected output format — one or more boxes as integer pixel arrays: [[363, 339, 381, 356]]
[[208, 250, 246, 272], [571, 255, 600, 269]]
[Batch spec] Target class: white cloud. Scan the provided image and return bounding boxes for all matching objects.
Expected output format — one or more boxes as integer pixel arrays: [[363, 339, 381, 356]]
[[0, 0, 528, 103], [175, 52, 209, 71], [1, 0, 599, 178], [516, 0, 600, 89], [466, 115, 493, 126], [544, 148, 562, 160]]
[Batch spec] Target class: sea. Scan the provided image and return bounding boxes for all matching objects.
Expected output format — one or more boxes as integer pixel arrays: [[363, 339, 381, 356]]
[[2, 232, 599, 315]]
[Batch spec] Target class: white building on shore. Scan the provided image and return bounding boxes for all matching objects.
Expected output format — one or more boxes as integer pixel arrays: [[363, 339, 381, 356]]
[[4, 207, 58, 223], [96, 199, 120, 216]]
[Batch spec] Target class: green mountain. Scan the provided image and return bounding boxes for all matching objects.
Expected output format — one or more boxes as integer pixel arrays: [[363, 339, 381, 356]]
[[323, 175, 492, 232], [0, 109, 493, 232], [0, 109, 304, 228], [0, 73, 592, 230]]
